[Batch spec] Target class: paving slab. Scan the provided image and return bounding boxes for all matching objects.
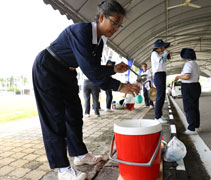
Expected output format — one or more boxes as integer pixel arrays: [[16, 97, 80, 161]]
[[1, 98, 183, 180], [0, 104, 146, 180]]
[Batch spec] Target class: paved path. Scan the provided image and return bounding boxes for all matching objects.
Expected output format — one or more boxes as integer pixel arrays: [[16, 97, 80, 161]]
[[0, 104, 148, 180], [94, 100, 172, 180]]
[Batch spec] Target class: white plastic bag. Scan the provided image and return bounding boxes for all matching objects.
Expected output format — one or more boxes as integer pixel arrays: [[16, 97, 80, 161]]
[[164, 136, 187, 162]]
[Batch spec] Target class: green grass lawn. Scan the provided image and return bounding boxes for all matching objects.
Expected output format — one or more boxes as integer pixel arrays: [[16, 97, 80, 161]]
[[0, 91, 125, 123], [0, 95, 38, 123]]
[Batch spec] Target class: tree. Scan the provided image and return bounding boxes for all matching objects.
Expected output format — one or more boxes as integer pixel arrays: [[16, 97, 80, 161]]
[[9, 76, 15, 87], [0, 78, 6, 88], [20, 75, 28, 86]]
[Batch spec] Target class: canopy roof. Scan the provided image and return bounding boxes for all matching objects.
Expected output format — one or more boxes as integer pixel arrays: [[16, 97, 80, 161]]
[[43, 0, 211, 76]]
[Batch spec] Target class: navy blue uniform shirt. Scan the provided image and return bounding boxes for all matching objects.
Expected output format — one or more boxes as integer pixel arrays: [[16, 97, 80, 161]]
[[49, 22, 120, 91]]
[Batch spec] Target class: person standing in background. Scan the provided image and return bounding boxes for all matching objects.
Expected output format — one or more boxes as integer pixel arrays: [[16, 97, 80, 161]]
[[32, 1, 140, 180], [105, 60, 115, 111], [151, 39, 170, 124], [175, 48, 201, 135], [83, 75, 100, 117], [140, 63, 154, 108]]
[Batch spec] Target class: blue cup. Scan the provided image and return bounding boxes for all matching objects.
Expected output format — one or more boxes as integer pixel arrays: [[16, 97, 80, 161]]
[[135, 95, 143, 104]]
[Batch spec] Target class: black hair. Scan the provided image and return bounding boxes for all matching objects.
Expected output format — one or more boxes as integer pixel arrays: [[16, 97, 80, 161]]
[[95, 0, 126, 21], [180, 48, 197, 61], [142, 63, 147, 67]]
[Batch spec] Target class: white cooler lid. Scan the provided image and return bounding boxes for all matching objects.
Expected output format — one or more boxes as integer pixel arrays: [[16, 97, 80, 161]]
[[114, 119, 162, 135]]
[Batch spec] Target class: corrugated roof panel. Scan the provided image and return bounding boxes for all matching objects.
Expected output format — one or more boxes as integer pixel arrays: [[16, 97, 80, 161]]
[[42, 0, 211, 76]]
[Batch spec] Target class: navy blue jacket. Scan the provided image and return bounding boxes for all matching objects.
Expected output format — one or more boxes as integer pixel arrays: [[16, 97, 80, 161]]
[[50, 22, 120, 91]]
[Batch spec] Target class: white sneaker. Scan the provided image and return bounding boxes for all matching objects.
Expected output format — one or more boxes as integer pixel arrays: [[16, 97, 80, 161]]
[[161, 116, 168, 121], [84, 114, 90, 118], [195, 128, 200, 132], [183, 129, 197, 135], [155, 118, 168, 124], [74, 153, 103, 166], [149, 105, 154, 109], [58, 167, 86, 180], [95, 114, 100, 117]]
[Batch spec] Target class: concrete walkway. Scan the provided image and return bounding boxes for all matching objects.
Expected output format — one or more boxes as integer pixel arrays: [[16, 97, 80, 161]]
[[0, 103, 155, 180]]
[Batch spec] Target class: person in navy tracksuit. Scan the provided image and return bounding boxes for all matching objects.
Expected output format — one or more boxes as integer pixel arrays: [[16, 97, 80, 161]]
[[175, 48, 201, 135], [151, 39, 171, 124], [83, 76, 101, 117], [105, 60, 115, 111], [32, 0, 140, 180]]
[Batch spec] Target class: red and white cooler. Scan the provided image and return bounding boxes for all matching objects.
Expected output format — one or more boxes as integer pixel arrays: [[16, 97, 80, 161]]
[[110, 119, 162, 180]]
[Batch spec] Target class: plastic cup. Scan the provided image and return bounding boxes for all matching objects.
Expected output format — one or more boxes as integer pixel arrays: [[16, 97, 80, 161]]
[[135, 94, 143, 104]]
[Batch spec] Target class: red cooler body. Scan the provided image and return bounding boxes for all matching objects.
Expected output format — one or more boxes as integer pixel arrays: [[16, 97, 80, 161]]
[[114, 120, 162, 180]]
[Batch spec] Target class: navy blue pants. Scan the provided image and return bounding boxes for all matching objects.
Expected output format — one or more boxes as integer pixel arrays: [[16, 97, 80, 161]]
[[106, 89, 113, 109], [143, 82, 153, 107], [154, 72, 166, 119], [181, 82, 201, 131], [32, 50, 88, 169], [83, 79, 100, 115]]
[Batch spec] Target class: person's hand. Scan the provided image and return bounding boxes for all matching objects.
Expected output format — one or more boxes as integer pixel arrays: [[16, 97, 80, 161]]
[[174, 76, 179, 81], [135, 81, 141, 86], [114, 62, 130, 73], [136, 82, 142, 90], [119, 83, 140, 97], [164, 49, 170, 54]]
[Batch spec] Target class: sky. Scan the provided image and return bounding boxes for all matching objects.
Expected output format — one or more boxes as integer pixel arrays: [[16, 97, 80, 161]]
[[0, 0, 72, 80]]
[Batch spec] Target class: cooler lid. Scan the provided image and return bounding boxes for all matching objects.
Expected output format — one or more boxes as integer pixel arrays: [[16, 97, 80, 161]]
[[114, 119, 162, 135]]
